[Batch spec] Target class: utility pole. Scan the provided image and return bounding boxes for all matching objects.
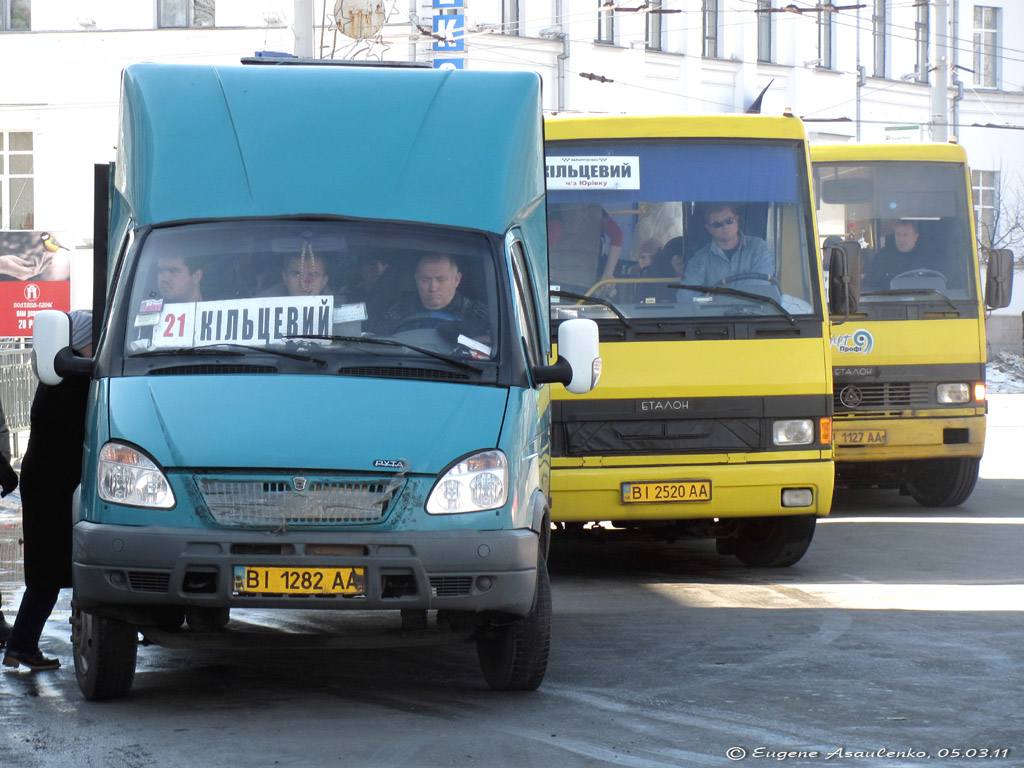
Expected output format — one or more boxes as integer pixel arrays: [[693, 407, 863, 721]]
[[294, 0, 314, 58], [931, 0, 949, 142]]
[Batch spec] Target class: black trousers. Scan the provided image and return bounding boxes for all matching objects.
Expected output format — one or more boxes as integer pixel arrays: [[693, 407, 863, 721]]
[[6, 587, 59, 654]]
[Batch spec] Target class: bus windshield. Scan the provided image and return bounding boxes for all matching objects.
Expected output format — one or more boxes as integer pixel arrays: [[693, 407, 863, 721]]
[[122, 220, 500, 368], [546, 140, 821, 324], [814, 160, 977, 305]]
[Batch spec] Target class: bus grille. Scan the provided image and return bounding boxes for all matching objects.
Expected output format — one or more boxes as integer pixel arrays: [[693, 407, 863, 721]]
[[197, 477, 402, 528], [833, 382, 932, 413]]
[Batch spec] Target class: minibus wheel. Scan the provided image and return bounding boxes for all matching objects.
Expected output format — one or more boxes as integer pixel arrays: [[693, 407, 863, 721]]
[[71, 598, 138, 701], [475, 554, 551, 691], [905, 457, 980, 507], [729, 514, 816, 568]]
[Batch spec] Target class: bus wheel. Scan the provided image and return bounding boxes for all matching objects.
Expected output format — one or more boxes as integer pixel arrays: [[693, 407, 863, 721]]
[[71, 599, 138, 701], [729, 515, 817, 568], [476, 555, 551, 691], [906, 457, 980, 507]]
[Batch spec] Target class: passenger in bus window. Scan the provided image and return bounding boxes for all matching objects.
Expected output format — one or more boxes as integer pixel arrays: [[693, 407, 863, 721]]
[[352, 251, 392, 321], [548, 203, 623, 294], [682, 203, 774, 287], [282, 251, 331, 297], [378, 253, 491, 344], [157, 253, 204, 303]]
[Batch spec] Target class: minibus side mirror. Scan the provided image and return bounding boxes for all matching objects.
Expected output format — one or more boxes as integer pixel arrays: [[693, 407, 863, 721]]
[[983, 248, 1014, 310], [32, 309, 93, 385], [533, 318, 602, 394], [827, 242, 861, 316]]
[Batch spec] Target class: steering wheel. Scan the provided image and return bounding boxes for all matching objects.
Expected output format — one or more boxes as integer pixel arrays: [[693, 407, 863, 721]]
[[720, 272, 781, 289], [891, 269, 947, 286], [390, 312, 459, 334]]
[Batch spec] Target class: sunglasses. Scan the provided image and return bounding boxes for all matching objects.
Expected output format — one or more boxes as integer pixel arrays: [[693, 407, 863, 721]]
[[708, 216, 737, 229]]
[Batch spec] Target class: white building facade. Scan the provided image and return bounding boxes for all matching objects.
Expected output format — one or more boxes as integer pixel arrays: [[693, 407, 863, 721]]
[[1, 0, 1022, 311]]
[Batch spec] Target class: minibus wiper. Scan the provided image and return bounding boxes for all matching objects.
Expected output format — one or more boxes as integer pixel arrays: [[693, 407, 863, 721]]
[[676, 283, 797, 326], [550, 290, 633, 328], [860, 289, 959, 312], [133, 343, 327, 367], [284, 334, 483, 373]]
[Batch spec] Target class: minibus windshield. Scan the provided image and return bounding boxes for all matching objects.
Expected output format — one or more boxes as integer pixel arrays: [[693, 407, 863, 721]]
[[546, 140, 820, 324], [123, 220, 500, 366]]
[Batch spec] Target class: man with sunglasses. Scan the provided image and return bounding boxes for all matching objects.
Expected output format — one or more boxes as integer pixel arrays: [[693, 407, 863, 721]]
[[682, 203, 774, 288]]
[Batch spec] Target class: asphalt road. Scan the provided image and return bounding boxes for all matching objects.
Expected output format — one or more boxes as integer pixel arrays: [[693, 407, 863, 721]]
[[1, 397, 1022, 768]]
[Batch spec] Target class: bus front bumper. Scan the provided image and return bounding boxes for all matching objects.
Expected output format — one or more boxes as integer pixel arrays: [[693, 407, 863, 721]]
[[832, 412, 985, 463], [550, 456, 833, 523]]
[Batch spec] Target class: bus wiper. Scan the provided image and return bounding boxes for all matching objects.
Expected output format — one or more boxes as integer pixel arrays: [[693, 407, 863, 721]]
[[861, 289, 959, 312], [550, 290, 634, 329], [676, 283, 796, 326], [134, 343, 327, 367], [284, 334, 483, 373]]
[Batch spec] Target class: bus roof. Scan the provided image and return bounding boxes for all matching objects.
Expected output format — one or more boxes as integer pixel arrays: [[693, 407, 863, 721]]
[[116, 63, 544, 234], [810, 143, 968, 164], [544, 114, 809, 142]]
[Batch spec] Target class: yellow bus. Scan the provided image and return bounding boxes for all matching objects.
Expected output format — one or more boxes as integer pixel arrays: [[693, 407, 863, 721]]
[[545, 115, 836, 567], [812, 143, 1013, 506], [811, 144, 1011, 507]]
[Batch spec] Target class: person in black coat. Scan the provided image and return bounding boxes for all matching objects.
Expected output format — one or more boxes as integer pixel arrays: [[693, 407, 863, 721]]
[[0, 402, 19, 646], [3, 311, 92, 671]]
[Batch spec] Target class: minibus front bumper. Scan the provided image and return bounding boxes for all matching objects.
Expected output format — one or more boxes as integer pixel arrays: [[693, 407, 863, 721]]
[[72, 522, 539, 617]]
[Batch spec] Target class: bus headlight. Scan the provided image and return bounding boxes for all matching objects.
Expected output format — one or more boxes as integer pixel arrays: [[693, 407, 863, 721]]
[[426, 450, 508, 514], [773, 419, 814, 446], [97, 442, 175, 509], [937, 383, 970, 404]]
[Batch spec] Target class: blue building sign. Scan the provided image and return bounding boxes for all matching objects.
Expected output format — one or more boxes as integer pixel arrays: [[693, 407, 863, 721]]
[[432, 14, 465, 52], [433, 58, 465, 69]]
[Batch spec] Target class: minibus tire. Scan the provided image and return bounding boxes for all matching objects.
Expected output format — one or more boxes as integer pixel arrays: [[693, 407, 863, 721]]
[[731, 515, 816, 568], [905, 457, 980, 507], [475, 555, 551, 691], [71, 599, 138, 701]]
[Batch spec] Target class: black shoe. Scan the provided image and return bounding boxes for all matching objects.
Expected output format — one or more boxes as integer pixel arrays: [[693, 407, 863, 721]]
[[0, 613, 11, 647], [3, 648, 61, 671]]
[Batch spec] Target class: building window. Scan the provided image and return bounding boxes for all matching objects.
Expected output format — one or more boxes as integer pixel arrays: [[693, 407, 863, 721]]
[[1, 132, 34, 231], [597, 0, 614, 44], [973, 6, 998, 88], [502, 0, 520, 36], [872, 0, 886, 78], [817, 5, 834, 69], [646, 0, 663, 51], [1, 0, 31, 30], [915, 1, 929, 83], [158, 0, 215, 29], [972, 169, 998, 247], [756, 1, 772, 64], [703, 0, 718, 58]]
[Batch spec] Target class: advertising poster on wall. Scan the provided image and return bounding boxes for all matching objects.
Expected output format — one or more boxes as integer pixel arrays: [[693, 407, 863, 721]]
[[0, 230, 73, 337]]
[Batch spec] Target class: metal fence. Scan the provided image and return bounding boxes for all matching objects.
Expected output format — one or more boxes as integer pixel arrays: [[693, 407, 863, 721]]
[[0, 348, 38, 437]]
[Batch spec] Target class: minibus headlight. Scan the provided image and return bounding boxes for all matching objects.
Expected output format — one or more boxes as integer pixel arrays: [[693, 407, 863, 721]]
[[97, 442, 175, 509], [937, 383, 970, 404], [426, 450, 508, 514], [772, 419, 814, 446]]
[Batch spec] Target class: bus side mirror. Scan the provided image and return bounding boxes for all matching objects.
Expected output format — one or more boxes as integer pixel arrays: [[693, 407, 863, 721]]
[[827, 242, 861, 315], [983, 248, 1014, 310], [32, 309, 92, 385], [533, 318, 602, 394]]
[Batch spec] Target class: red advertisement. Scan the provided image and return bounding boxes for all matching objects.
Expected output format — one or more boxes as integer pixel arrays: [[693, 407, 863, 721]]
[[0, 230, 73, 337]]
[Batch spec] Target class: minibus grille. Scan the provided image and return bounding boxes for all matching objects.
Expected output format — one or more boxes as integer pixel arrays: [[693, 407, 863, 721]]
[[197, 477, 402, 527], [148, 365, 278, 375], [833, 382, 932, 414], [337, 366, 470, 382]]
